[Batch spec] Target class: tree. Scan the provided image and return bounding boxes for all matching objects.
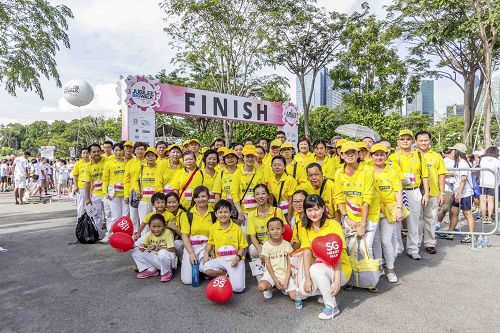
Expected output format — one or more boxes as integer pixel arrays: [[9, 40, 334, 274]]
[[264, 0, 354, 138], [329, 15, 421, 114], [387, 0, 498, 144], [161, 0, 270, 145], [0, 0, 73, 99]]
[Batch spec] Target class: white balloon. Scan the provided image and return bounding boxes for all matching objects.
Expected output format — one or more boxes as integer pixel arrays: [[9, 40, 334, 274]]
[[63, 80, 94, 107]]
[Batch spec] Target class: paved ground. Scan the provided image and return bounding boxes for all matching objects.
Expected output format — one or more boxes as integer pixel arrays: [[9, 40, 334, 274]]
[[1, 191, 499, 333]]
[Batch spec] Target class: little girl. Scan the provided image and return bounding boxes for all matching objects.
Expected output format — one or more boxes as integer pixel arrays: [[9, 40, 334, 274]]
[[257, 217, 297, 303], [132, 214, 177, 282]]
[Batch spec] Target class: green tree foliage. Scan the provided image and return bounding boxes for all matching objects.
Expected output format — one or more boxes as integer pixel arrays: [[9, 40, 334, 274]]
[[0, 0, 73, 99], [329, 15, 421, 113]]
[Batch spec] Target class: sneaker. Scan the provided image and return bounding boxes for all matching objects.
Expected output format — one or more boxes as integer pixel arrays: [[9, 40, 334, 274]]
[[460, 235, 472, 244], [379, 269, 386, 277], [161, 271, 173, 282], [367, 287, 378, 293], [317, 296, 324, 304], [136, 268, 159, 279], [483, 217, 493, 225], [318, 306, 341, 320], [387, 272, 398, 283], [407, 253, 421, 260], [437, 233, 454, 240], [99, 234, 109, 243], [263, 290, 273, 299]]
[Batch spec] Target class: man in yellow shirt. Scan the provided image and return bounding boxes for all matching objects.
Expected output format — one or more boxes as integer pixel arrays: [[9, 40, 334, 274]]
[[124, 142, 147, 230], [83, 143, 107, 238], [388, 130, 430, 260], [416, 131, 447, 255], [72, 147, 90, 218], [299, 163, 337, 219]]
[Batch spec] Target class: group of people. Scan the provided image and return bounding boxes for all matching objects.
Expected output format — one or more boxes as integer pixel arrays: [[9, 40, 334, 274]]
[[58, 130, 494, 320]]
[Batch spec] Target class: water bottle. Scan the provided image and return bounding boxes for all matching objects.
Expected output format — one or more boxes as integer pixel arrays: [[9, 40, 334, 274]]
[[192, 261, 200, 287], [483, 235, 490, 248], [476, 235, 483, 248], [294, 297, 303, 310]]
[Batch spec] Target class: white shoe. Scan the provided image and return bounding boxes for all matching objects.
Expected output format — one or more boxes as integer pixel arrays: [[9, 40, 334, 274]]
[[99, 234, 109, 243], [263, 290, 273, 299], [387, 272, 398, 283], [318, 306, 341, 320]]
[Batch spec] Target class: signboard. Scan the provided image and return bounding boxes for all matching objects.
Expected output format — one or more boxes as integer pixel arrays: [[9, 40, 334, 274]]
[[279, 101, 299, 148], [40, 146, 56, 161], [118, 75, 299, 144], [69, 147, 76, 159]]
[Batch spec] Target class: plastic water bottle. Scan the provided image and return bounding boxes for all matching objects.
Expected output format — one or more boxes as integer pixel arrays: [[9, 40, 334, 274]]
[[483, 235, 490, 248], [192, 261, 200, 287], [476, 235, 483, 248], [294, 297, 303, 310]]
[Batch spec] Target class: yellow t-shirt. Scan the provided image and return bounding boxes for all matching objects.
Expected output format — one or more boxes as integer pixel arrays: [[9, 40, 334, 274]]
[[180, 207, 215, 237], [298, 218, 352, 279], [172, 167, 205, 209], [142, 229, 175, 249], [294, 152, 315, 169], [388, 150, 429, 189], [420, 149, 448, 197], [373, 164, 403, 206], [333, 163, 380, 223], [143, 210, 175, 224], [123, 157, 144, 197], [291, 212, 305, 245], [298, 179, 336, 217], [231, 166, 264, 213], [199, 168, 219, 206], [247, 206, 286, 243], [285, 160, 308, 186], [265, 173, 297, 215], [315, 155, 337, 180], [82, 157, 107, 197], [261, 239, 294, 281], [212, 167, 238, 201], [155, 159, 183, 194], [72, 159, 89, 189], [102, 159, 126, 197], [132, 163, 159, 202], [208, 221, 248, 259]]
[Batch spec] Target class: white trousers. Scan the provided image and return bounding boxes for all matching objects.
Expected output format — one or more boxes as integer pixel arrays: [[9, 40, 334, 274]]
[[129, 204, 140, 231], [103, 197, 112, 225], [181, 243, 206, 285], [248, 244, 260, 259], [76, 190, 87, 219], [373, 217, 396, 270], [346, 221, 377, 259], [404, 189, 422, 255], [108, 196, 130, 232], [174, 239, 184, 260], [90, 195, 104, 234], [138, 201, 153, 223], [132, 248, 176, 275], [420, 196, 438, 248], [202, 258, 246, 292], [394, 221, 404, 256], [309, 263, 348, 308]]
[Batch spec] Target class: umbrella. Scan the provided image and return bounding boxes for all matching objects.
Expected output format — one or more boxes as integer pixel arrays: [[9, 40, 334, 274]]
[[334, 124, 381, 141]]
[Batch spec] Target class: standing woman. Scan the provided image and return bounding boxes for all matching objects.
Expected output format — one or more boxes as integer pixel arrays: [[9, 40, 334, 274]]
[[298, 195, 351, 320], [333, 141, 379, 259], [172, 151, 204, 209], [294, 137, 315, 169], [370, 143, 404, 283], [155, 144, 183, 194], [232, 146, 264, 229], [290, 189, 307, 250], [180, 186, 215, 285], [478, 146, 500, 224], [213, 149, 239, 203], [314, 140, 337, 180], [280, 142, 308, 186], [232, 142, 244, 165], [200, 149, 219, 208], [102, 143, 129, 240], [266, 156, 297, 219], [132, 147, 159, 223]]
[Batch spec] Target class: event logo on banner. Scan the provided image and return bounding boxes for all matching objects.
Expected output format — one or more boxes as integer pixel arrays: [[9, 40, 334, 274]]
[[279, 101, 299, 147]]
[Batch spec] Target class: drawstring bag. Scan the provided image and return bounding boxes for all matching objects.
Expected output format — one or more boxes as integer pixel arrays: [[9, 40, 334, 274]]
[[75, 212, 99, 244], [347, 237, 380, 289]]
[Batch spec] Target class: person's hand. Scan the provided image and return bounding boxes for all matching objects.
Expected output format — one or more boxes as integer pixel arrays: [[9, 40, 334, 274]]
[[202, 255, 209, 265], [237, 211, 245, 224], [259, 255, 265, 266], [438, 193, 445, 206], [105, 194, 111, 200], [138, 191, 143, 199], [231, 256, 240, 267], [330, 280, 340, 296], [132, 232, 140, 241], [346, 216, 357, 230], [304, 277, 313, 294], [356, 224, 366, 237], [167, 222, 177, 230], [139, 245, 146, 252], [124, 197, 129, 204], [395, 207, 403, 222], [276, 280, 284, 290], [147, 245, 155, 252], [189, 252, 197, 265], [85, 199, 92, 205], [422, 194, 429, 206], [454, 193, 460, 203]]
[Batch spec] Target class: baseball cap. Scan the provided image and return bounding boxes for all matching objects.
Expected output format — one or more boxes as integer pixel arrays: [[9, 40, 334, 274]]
[[167, 144, 182, 152], [370, 143, 388, 154], [448, 143, 467, 154], [399, 129, 413, 138], [223, 149, 238, 158], [280, 142, 294, 150], [123, 141, 133, 147], [340, 141, 359, 153], [242, 145, 257, 156], [145, 147, 158, 157], [335, 138, 347, 148], [356, 142, 368, 150], [189, 139, 200, 145], [270, 139, 282, 148]]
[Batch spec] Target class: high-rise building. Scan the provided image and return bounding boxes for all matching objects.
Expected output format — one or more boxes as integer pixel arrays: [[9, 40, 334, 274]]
[[295, 67, 343, 112], [406, 79, 434, 118], [446, 104, 464, 117]]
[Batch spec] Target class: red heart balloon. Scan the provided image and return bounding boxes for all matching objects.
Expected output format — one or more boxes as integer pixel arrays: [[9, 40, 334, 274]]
[[109, 232, 135, 252], [283, 223, 293, 242], [205, 275, 233, 303], [111, 216, 134, 235], [311, 233, 343, 266]]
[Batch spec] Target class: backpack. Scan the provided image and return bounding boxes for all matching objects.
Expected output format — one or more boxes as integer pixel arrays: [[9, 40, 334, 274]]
[[75, 212, 100, 244], [186, 207, 217, 225]]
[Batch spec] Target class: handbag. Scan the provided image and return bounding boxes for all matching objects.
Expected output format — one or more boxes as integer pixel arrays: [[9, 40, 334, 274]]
[[130, 165, 143, 208], [347, 237, 380, 289], [382, 202, 410, 223]]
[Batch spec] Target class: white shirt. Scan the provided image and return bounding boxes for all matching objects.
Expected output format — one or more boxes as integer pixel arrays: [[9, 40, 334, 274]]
[[0, 163, 7, 177], [455, 159, 473, 197], [443, 157, 456, 192], [13, 156, 28, 178], [479, 156, 500, 188], [60, 165, 70, 180]]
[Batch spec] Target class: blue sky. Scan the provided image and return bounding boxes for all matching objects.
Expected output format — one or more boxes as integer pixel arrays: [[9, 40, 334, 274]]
[[0, 0, 463, 125]]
